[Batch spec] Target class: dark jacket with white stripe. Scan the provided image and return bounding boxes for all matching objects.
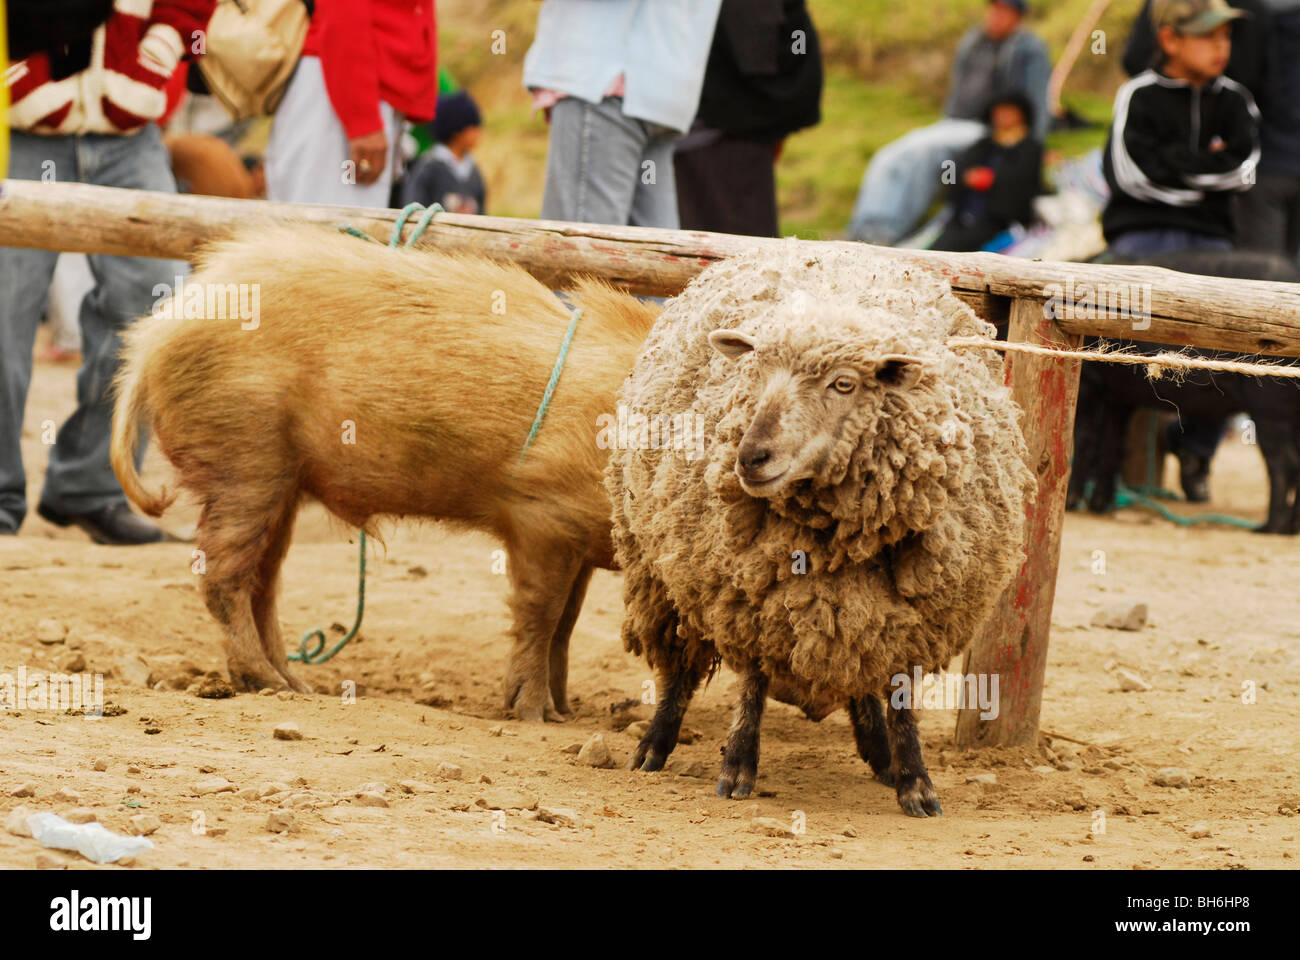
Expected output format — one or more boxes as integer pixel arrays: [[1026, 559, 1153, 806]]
[[1102, 70, 1261, 243]]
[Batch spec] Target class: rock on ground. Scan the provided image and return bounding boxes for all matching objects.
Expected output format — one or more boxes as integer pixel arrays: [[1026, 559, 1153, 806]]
[[577, 733, 616, 769]]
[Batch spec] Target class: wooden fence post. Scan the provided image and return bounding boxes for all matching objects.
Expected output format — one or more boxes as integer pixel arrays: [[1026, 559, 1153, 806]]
[[954, 295, 1082, 748]]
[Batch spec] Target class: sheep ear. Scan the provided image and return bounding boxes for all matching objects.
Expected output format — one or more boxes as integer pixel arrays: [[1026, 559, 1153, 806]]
[[876, 354, 924, 390], [709, 329, 756, 361]]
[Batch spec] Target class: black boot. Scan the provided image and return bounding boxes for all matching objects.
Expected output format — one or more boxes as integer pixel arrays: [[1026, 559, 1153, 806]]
[[37, 501, 166, 545]]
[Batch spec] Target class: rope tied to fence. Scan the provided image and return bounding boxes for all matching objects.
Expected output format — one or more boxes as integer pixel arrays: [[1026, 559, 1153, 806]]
[[947, 337, 1300, 381], [289, 202, 444, 666]]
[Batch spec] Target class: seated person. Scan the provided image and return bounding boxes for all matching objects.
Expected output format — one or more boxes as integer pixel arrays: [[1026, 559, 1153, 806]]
[[931, 92, 1043, 251], [399, 91, 486, 214]]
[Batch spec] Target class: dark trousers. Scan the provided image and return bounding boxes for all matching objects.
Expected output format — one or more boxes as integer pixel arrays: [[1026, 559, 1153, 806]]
[[1235, 171, 1300, 260], [674, 136, 779, 238]]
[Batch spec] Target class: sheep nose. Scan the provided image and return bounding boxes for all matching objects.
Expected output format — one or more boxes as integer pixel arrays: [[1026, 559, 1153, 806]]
[[739, 446, 772, 472]]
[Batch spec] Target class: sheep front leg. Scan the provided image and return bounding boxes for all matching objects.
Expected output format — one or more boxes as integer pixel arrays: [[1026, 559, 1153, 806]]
[[884, 700, 942, 817], [630, 653, 706, 772], [848, 694, 894, 785], [503, 547, 583, 723], [716, 666, 769, 800]]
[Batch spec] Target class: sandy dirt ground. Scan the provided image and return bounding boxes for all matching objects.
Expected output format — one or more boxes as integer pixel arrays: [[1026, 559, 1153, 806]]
[[2, 340, 1298, 870]]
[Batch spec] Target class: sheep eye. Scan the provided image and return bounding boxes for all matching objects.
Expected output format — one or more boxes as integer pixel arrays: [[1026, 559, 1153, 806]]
[[831, 376, 857, 394]]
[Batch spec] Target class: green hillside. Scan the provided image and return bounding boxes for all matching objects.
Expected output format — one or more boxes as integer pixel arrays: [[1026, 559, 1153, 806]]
[[438, 0, 1144, 238]]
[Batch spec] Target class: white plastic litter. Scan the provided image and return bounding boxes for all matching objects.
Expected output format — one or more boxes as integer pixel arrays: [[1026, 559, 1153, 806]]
[[26, 812, 154, 864]]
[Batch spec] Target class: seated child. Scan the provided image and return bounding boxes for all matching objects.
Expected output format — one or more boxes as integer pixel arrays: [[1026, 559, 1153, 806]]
[[931, 91, 1043, 252], [399, 91, 486, 215]]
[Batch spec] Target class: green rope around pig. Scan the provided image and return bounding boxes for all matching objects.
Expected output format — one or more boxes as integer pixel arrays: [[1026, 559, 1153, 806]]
[[290, 202, 582, 665]]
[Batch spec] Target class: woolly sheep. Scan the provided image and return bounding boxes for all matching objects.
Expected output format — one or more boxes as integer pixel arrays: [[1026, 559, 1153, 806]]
[[111, 222, 658, 718], [607, 244, 1036, 816]]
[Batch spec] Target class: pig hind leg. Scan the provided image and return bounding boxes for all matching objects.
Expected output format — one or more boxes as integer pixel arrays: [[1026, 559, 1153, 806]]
[[503, 545, 584, 722], [197, 484, 299, 692], [250, 496, 311, 693], [546, 563, 593, 716]]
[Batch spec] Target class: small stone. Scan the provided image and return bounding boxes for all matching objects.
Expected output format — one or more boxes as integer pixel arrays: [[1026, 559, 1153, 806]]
[[829, 848, 845, 859], [130, 813, 162, 836], [10, 782, 37, 798], [667, 758, 709, 778], [749, 816, 795, 838], [237, 787, 260, 801], [1189, 823, 1212, 839], [966, 773, 998, 786], [536, 806, 580, 828], [127, 765, 141, 774], [841, 824, 858, 838], [624, 720, 651, 739], [258, 688, 275, 697], [488, 724, 504, 737], [354, 791, 388, 807], [560, 742, 583, 755], [1116, 668, 1152, 693], [1032, 765, 1057, 775], [54, 787, 80, 802], [6, 806, 33, 837], [64, 808, 97, 824], [276, 690, 293, 701], [60, 652, 87, 673], [195, 677, 235, 699], [191, 777, 236, 796], [115, 653, 153, 687], [36, 619, 67, 644], [259, 782, 291, 798], [577, 733, 616, 769], [398, 780, 437, 794], [1082, 854, 1095, 862], [677, 728, 701, 745], [273, 722, 302, 741], [1153, 767, 1192, 789], [92, 758, 108, 772], [435, 762, 463, 781], [1092, 603, 1148, 631], [475, 789, 538, 811], [266, 810, 299, 833], [357, 781, 387, 795]]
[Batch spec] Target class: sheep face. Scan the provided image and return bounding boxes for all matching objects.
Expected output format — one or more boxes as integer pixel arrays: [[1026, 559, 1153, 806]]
[[708, 326, 925, 500]]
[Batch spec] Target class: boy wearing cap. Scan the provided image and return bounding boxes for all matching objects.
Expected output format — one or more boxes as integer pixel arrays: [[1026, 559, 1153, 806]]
[[1103, 0, 1261, 255], [400, 91, 486, 215]]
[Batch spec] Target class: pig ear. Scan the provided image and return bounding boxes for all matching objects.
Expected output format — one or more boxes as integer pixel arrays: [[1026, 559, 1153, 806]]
[[876, 354, 925, 390], [709, 329, 757, 361]]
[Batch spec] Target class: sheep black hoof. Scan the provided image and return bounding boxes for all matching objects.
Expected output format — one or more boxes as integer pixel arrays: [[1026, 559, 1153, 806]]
[[896, 776, 942, 817], [715, 767, 756, 800], [629, 736, 669, 772]]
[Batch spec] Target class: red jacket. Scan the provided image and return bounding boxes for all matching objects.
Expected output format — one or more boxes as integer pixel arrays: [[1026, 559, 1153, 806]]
[[303, 0, 438, 140], [7, 0, 217, 135]]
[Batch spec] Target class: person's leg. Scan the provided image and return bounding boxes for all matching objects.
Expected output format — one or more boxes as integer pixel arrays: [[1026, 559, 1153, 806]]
[[630, 121, 680, 230], [540, 96, 645, 225], [265, 57, 397, 208], [39, 125, 186, 526], [846, 118, 986, 245], [674, 136, 778, 237], [1235, 173, 1289, 254], [0, 132, 69, 531]]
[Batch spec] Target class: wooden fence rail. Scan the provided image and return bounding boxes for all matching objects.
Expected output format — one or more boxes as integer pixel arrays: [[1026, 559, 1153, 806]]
[[4, 179, 1300, 748]]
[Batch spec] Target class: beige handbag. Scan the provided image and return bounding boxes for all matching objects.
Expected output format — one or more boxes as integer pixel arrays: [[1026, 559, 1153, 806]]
[[197, 0, 310, 120]]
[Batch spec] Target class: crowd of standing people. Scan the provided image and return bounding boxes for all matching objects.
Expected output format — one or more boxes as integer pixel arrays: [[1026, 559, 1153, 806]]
[[1, 0, 1298, 545]]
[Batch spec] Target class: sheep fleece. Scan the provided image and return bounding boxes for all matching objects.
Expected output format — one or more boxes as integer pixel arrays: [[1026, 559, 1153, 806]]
[[606, 245, 1037, 702]]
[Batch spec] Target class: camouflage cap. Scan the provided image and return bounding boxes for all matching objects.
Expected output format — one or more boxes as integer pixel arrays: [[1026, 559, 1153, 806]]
[[1151, 0, 1248, 35]]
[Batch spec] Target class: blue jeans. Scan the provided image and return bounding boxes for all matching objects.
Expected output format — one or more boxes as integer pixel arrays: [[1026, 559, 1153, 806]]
[[0, 125, 185, 530], [541, 96, 680, 228], [847, 117, 986, 245]]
